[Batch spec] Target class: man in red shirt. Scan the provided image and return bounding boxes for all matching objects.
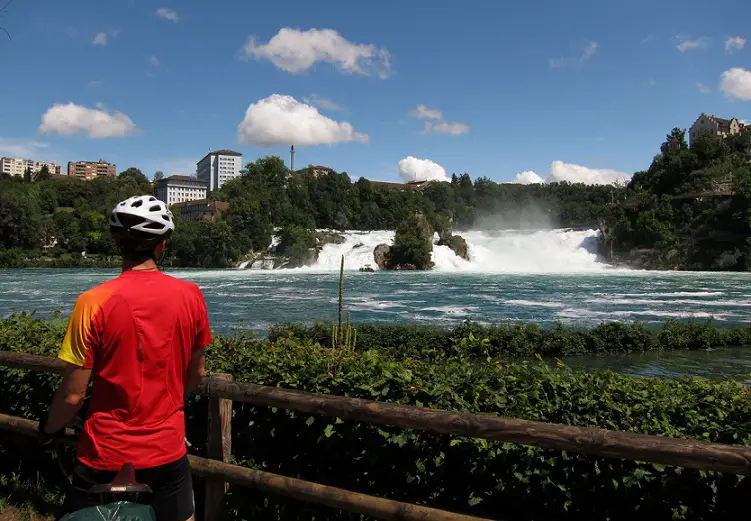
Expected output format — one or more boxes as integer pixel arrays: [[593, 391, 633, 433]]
[[40, 195, 212, 521]]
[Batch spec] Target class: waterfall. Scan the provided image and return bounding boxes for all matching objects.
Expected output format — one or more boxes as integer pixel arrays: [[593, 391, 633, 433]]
[[310, 229, 605, 272]]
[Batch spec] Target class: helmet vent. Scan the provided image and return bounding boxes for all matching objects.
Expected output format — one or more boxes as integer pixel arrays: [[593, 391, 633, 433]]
[[149, 197, 157, 202], [162, 214, 171, 221], [142, 222, 165, 230], [149, 205, 161, 212], [131, 199, 144, 208]]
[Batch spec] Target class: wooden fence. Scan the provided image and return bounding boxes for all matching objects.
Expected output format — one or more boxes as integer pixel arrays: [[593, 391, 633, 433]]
[[2, 351, 751, 520]]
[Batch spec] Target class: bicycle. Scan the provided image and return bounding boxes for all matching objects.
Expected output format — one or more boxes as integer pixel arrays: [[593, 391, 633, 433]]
[[46, 398, 157, 521]]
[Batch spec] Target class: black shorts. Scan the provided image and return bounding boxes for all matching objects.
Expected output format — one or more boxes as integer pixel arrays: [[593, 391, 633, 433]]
[[62, 455, 194, 521]]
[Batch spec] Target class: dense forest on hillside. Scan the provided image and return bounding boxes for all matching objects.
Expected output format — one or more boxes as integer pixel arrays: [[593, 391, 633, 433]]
[[0, 157, 618, 268], [602, 129, 751, 270], [1, 127, 748, 269]]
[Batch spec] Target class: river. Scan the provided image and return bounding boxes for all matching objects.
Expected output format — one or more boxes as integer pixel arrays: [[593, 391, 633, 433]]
[[1, 229, 750, 381]]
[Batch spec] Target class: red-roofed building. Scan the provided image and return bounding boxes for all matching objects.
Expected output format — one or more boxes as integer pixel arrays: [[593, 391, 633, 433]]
[[171, 199, 229, 221], [689, 113, 742, 146]]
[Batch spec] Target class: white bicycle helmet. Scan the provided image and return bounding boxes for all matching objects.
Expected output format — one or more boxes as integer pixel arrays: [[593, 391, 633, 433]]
[[109, 195, 175, 236]]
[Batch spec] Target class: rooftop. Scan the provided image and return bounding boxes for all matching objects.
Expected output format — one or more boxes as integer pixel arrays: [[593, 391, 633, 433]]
[[171, 199, 228, 209], [159, 175, 205, 184], [68, 160, 113, 165], [198, 149, 242, 162]]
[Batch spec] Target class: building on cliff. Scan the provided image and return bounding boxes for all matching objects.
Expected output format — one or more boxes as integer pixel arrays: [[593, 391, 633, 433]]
[[689, 113, 745, 147]]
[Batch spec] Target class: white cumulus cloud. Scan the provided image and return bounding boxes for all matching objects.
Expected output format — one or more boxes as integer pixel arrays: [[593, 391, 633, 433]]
[[237, 94, 368, 146], [697, 83, 711, 94], [411, 104, 470, 135], [677, 37, 708, 52], [550, 161, 630, 185], [513, 161, 630, 186], [241, 28, 390, 78], [514, 171, 545, 184], [726, 36, 746, 53], [398, 156, 449, 183], [156, 8, 179, 22], [38, 103, 138, 138], [720, 68, 751, 101], [92, 32, 107, 46]]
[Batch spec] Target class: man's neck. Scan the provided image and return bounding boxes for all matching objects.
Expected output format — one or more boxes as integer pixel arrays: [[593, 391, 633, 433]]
[[122, 259, 159, 272]]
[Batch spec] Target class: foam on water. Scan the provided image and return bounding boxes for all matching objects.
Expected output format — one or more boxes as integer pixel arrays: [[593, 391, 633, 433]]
[[312, 228, 606, 273], [504, 299, 567, 308], [313, 230, 395, 270]]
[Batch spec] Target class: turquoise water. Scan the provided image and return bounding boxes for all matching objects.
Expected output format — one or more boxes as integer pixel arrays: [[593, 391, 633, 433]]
[[2, 268, 751, 380], [3, 268, 751, 331]]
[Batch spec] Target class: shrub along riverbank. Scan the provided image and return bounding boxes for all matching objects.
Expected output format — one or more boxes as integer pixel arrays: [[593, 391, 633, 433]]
[[2, 315, 751, 520], [272, 319, 751, 359]]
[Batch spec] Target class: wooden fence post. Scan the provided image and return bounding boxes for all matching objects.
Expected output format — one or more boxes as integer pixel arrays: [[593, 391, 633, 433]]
[[204, 373, 233, 520]]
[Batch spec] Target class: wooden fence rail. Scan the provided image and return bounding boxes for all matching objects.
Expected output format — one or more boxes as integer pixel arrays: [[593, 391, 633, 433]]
[[0, 413, 491, 521], [4, 351, 751, 517]]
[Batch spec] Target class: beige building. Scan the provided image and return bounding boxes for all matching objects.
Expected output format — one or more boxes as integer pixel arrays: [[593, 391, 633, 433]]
[[156, 175, 208, 206], [689, 113, 743, 146], [67, 160, 117, 180], [1, 157, 61, 178], [196, 149, 243, 191]]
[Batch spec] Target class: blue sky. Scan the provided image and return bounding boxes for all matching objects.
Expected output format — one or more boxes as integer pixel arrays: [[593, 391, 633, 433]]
[[1, 0, 749, 184]]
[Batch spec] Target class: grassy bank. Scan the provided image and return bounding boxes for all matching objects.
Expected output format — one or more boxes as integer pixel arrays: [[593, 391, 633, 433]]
[[2, 315, 751, 520]]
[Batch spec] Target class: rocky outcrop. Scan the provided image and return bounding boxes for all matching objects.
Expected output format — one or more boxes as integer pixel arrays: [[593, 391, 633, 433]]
[[438, 234, 469, 260], [373, 244, 392, 270], [279, 248, 319, 269]]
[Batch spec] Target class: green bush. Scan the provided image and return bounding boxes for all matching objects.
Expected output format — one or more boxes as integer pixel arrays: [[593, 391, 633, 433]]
[[3, 315, 751, 520], [270, 319, 751, 360]]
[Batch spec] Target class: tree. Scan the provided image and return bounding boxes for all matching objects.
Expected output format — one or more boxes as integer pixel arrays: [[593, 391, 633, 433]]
[[193, 219, 235, 267], [223, 197, 272, 254], [23, 167, 32, 184], [118, 167, 152, 194], [660, 128, 687, 155], [0, 191, 42, 250], [154, 171, 164, 182], [34, 165, 52, 182], [390, 213, 434, 270]]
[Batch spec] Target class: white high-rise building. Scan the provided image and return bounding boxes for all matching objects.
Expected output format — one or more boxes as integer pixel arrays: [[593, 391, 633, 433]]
[[1, 157, 61, 178], [156, 175, 208, 206], [196, 149, 242, 191]]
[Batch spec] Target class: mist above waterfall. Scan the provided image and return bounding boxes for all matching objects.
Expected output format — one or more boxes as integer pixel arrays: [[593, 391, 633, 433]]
[[470, 205, 557, 231], [310, 228, 605, 273]]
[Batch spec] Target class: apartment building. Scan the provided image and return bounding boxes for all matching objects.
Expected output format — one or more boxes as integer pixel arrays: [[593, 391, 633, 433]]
[[1, 157, 61, 178], [156, 175, 208, 206], [196, 149, 243, 191], [67, 160, 117, 180]]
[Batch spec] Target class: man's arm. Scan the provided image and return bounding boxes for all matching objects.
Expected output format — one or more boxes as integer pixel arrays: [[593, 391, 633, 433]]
[[44, 363, 92, 433], [186, 286, 212, 396], [185, 349, 206, 395]]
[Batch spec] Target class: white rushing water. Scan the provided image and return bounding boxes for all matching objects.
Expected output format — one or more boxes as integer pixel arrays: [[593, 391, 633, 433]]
[[312, 228, 605, 272]]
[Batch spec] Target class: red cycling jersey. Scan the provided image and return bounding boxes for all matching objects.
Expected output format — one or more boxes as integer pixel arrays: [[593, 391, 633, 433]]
[[58, 270, 212, 470]]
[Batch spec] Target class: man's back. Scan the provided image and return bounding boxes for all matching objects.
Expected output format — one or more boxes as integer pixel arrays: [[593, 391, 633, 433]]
[[59, 270, 211, 470]]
